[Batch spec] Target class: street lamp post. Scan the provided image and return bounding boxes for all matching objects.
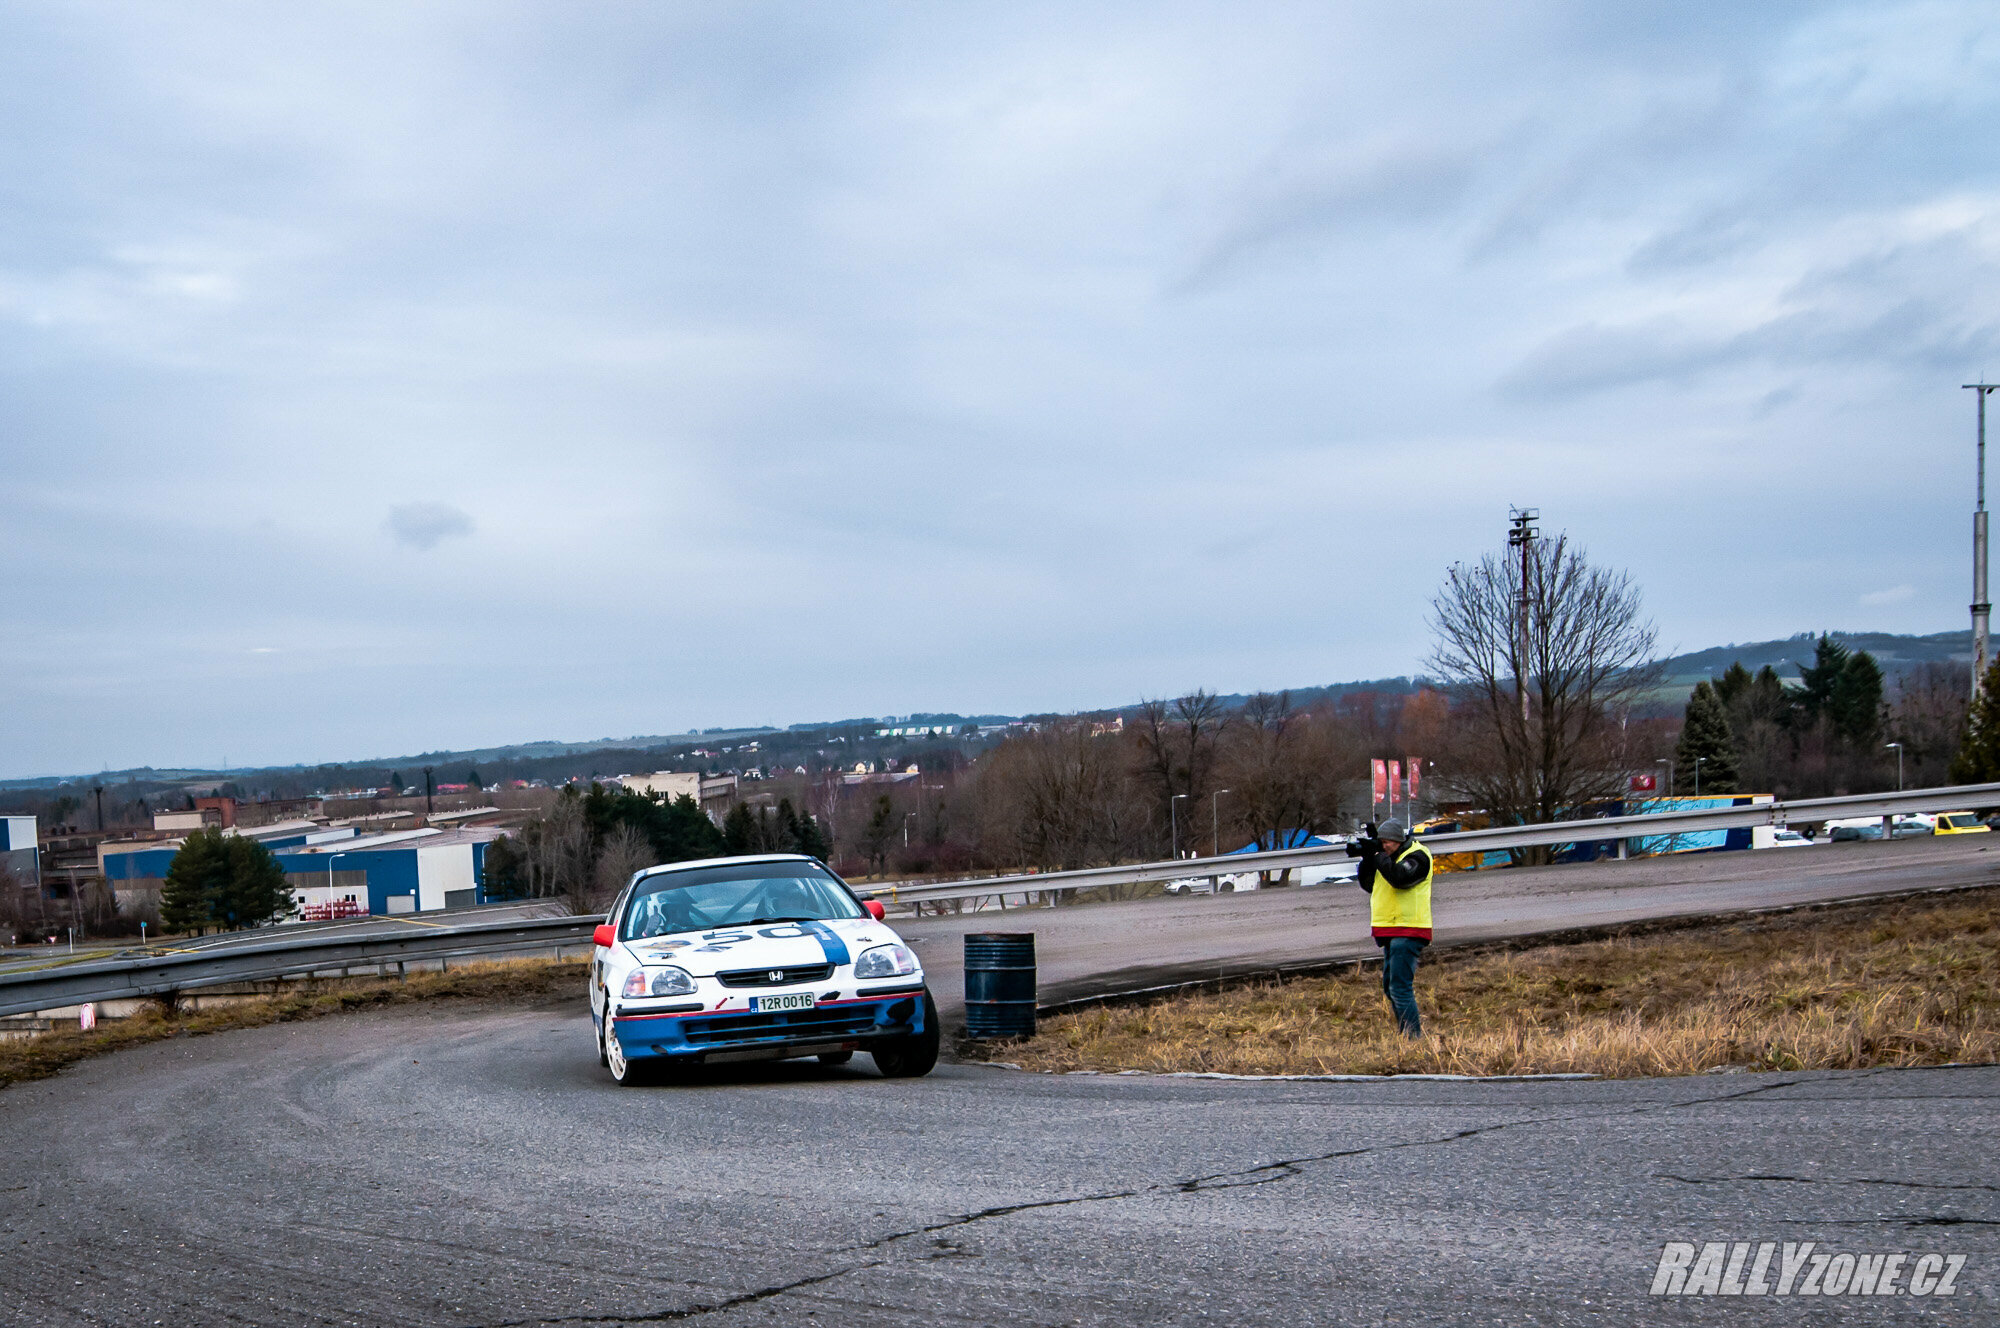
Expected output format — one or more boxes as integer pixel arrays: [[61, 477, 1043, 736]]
[[1886, 742, 1904, 791], [1966, 383, 1998, 700], [1656, 758, 1672, 799], [1170, 793, 1189, 859], [1207, 789, 1234, 894], [326, 851, 348, 917], [1693, 756, 1704, 798]]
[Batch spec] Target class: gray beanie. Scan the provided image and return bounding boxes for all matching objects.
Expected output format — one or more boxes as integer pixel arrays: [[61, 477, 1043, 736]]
[[1376, 819, 1410, 843]]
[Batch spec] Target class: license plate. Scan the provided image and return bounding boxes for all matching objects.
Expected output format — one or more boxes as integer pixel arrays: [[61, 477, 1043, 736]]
[[753, 993, 816, 1012]]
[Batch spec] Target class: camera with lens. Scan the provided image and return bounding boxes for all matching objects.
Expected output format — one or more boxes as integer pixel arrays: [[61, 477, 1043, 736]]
[[1345, 822, 1383, 859]]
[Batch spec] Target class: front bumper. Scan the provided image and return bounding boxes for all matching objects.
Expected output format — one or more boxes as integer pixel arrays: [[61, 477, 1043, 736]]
[[609, 990, 929, 1063]]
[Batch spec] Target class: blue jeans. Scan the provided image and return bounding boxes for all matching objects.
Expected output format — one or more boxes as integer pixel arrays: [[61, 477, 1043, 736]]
[[1378, 937, 1426, 1037]]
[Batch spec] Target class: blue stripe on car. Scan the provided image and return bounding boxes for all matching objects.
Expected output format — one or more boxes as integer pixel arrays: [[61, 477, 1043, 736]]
[[801, 919, 850, 966]]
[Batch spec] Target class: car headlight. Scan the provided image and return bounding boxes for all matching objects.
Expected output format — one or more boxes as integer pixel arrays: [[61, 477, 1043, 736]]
[[623, 966, 697, 998], [853, 943, 919, 980]]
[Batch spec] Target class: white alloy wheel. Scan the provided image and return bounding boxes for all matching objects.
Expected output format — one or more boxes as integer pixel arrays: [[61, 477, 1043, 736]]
[[606, 1026, 639, 1084]]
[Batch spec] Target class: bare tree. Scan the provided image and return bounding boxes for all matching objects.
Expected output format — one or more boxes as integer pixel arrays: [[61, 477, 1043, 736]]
[[1428, 531, 1661, 844], [590, 824, 653, 912], [1132, 690, 1228, 854], [1217, 692, 1352, 884], [522, 789, 594, 901], [984, 723, 1145, 875], [1891, 660, 1970, 788]]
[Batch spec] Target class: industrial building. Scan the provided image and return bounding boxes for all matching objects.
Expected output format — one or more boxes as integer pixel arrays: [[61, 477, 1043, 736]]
[[100, 822, 505, 920], [1, 817, 38, 891]]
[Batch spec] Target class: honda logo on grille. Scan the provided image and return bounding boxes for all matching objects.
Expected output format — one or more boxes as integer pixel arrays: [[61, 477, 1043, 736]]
[[768, 970, 785, 982]]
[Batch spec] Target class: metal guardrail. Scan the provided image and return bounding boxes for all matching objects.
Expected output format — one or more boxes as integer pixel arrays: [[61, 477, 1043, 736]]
[[8, 780, 1996, 1020], [871, 782, 2000, 907], [0, 914, 598, 1020]]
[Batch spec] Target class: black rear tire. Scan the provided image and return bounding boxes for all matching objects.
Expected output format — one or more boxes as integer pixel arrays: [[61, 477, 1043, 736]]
[[870, 991, 940, 1078]]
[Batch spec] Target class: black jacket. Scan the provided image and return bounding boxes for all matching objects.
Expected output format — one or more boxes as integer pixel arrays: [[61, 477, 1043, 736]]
[[1357, 840, 1430, 894]]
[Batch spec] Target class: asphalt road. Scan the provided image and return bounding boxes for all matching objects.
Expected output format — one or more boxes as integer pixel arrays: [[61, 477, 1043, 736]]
[[1, 1003, 1993, 1326], [901, 834, 2000, 1025]]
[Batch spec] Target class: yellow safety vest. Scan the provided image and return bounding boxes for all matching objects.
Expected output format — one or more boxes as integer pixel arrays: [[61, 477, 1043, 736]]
[[1369, 840, 1434, 934]]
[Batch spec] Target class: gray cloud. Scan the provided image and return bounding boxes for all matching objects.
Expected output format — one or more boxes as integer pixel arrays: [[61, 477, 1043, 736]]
[[386, 502, 474, 550], [1179, 143, 1484, 290], [2, 1, 1998, 773]]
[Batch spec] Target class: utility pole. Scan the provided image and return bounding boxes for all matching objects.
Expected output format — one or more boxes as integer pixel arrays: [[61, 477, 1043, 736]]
[[1966, 384, 1998, 701], [423, 767, 434, 817], [93, 786, 104, 833], [1170, 793, 1189, 859], [1508, 509, 1539, 731], [1211, 788, 1232, 857]]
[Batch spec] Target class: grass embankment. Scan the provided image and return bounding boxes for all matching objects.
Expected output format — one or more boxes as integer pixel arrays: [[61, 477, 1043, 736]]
[[0, 957, 588, 1093], [1000, 889, 2000, 1079]]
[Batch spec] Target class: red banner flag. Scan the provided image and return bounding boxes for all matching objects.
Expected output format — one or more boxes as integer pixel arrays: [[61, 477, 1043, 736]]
[[1630, 774, 1656, 792], [1371, 759, 1388, 806], [1387, 760, 1402, 807], [1406, 759, 1421, 804]]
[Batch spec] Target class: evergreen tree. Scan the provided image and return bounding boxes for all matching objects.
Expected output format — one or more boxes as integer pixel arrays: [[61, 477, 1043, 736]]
[[159, 828, 294, 934], [1794, 635, 1851, 726], [1712, 661, 1754, 711], [722, 802, 760, 855], [792, 807, 831, 860], [483, 835, 527, 900], [580, 785, 725, 865], [159, 829, 228, 934], [465, 767, 483, 790], [1951, 662, 2000, 783], [213, 835, 294, 929], [653, 793, 726, 862], [1744, 665, 1791, 726], [862, 795, 896, 873], [1674, 681, 1740, 795], [1829, 650, 1885, 748]]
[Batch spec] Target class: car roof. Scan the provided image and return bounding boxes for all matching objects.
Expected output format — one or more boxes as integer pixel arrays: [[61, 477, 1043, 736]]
[[630, 852, 826, 883]]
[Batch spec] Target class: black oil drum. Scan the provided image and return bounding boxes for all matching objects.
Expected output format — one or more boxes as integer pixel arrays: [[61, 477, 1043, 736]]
[[964, 932, 1037, 1039]]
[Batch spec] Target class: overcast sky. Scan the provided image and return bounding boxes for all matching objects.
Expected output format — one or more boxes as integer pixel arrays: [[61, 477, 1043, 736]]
[[4, 2, 1998, 776]]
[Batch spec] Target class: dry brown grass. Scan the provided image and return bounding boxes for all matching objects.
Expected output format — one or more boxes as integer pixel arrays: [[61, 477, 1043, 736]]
[[0, 956, 588, 1092], [1000, 889, 2000, 1079]]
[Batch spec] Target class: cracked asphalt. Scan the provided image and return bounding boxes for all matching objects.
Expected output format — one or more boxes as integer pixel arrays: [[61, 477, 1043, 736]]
[[2, 1004, 1995, 1325]]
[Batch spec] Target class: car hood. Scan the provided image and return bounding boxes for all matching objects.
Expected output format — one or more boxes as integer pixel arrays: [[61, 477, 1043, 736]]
[[622, 916, 906, 978]]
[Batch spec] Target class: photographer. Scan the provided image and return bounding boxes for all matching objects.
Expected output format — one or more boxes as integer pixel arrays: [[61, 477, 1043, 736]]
[[1347, 818, 1433, 1038]]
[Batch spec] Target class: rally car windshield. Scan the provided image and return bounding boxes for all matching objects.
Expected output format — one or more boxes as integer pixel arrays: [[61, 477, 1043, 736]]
[[621, 861, 865, 940]]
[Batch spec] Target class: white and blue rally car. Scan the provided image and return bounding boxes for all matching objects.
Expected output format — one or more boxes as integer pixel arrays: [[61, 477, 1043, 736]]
[[589, 853, 938, 1084]]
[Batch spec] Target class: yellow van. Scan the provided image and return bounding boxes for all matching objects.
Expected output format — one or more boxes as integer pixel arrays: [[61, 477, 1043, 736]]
[[1934, 812, 1991, 835]]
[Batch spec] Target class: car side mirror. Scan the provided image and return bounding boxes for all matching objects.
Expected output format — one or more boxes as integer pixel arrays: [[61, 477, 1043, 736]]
[[863, 900, 886, 921], [592, 924, 615, 948]]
